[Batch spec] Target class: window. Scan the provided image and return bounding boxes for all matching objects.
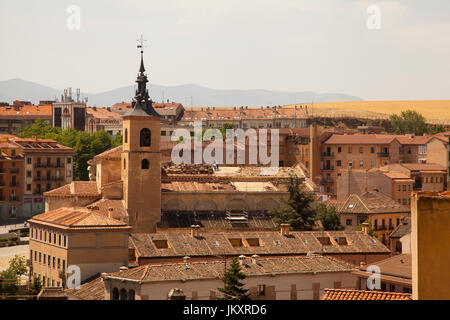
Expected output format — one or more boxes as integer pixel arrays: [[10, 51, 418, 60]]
[[39, 252, 41, 263], [124, 158, 126, 170], [370, 161, 374, 167], [359, 147, 363, 154], [27, 157, 32, 164], [346, 219, 352, 226], [27, 184, 31, 191], [124, 128, 128, 143], [370, 147, 374, 154], [128, 290, 135, 300], [403, 185, 406, 191], [43, 254, 46, 264], [27, 170, 31, 177], [67, 157, 72, 164], [408, 185, 411, 191], [408, 198, 411, 205], [359, 161, 364, 167], [120, 289, 128, 300], [112, 288, 119, 300], [141, 159, 149, 170], [348, 147, 352, 154], [338, 147, 342, 153], [257, 285, 266, 296], [140, 128, 151, 147], [336, 160, 341, 167], [348, 161, 353, 168], [398, 185, 401, 192]]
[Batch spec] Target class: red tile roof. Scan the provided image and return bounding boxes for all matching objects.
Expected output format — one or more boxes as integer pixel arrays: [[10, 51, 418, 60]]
[[44, 181, 100, 197], [321, 288, 412, 300], [0, 105, 52, 117], [28, 206, 130, 230], [333, 191, 410, 214]]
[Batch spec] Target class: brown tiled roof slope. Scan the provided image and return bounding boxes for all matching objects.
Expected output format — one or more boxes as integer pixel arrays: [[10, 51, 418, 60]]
[[66, 276, 106, 300], [359, 254, 411, 279], [130, 230, 389, 259], [44, 181, 100, 197], [29, 207, 129, 229], [390, 218, 411, 238], [321, 288, 412, 300], [107, 255, 355, 283], [87, 199, 128, 220], [335, 191, 410, 214]]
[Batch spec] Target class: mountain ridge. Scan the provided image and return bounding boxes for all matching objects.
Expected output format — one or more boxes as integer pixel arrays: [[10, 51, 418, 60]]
[[0, 78, 363, 107]]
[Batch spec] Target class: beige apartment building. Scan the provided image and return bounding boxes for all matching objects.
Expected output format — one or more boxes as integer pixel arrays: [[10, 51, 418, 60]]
[[12, 136, 74, 216], [28, 207, 131, 287], [320, 134, 401, 194]]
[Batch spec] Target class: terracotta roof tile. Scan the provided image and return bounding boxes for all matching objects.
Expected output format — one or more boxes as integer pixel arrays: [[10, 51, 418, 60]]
[[130, 230, 389, 259], [44, 181, 100, 197], [321, 288, 412, 300]]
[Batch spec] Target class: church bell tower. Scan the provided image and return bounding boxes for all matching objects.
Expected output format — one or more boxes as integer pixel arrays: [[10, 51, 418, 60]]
[[121, 38, 161, 233]]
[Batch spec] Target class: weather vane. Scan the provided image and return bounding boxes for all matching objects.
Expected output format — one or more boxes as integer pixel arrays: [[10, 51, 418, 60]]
[[137, 35, 147, 53]]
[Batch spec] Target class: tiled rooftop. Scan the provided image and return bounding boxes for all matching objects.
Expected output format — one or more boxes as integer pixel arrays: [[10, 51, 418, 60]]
[[107, 255, 355, 283], [390, 218, 411, 238], [321, 288, 412, 300], [334, 191, 410, 214], [28, 206, 130, 230], [359, 254, 411, 279], [0, 104, 52, 117], [130, 230, 389, 259], [44, 181, 100, 197]]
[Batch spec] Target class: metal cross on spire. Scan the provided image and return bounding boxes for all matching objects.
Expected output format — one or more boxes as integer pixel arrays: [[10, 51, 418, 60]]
[[137, 35, 147, 53]]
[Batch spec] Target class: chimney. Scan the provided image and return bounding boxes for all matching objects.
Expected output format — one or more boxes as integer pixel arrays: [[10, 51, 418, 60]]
[[107, 207, 114, 218], [251, 254, 259, 265], [238, 255, 246, 267], [280, 223, 290, 236], [190, 225, 201, 238], [361, 222, 369, 235], [183, 256, 190, 264], [32, 134, 37, 140]]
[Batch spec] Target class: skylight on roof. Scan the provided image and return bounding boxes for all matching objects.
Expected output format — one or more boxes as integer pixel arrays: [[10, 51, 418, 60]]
[[348, 204, 354, 209]]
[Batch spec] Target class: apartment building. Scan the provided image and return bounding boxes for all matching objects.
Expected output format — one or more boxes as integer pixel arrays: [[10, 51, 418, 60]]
[[85, 107, 122, 135], [28, 207, 131, 287], [320, 134, 401, 194], [330, 190, 410, 244], [0, 138, 24, 223], [178, 105, 308, 129], [0, 104, 52, 134], [12, 136, 74, 216], [426, 133, 450, 188], [337, 169, 415, 207]]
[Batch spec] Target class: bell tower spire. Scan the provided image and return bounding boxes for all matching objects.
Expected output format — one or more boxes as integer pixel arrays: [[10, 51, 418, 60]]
[[121, 36, 162, 233]]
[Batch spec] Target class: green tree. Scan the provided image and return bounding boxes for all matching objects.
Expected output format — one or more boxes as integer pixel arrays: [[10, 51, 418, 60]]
[[218, 258, 251, 300], [316, 203, 344, 231], [0, 255, 27, 297], [268, 175, 316, 230], [29, 276, 42, 297], [389, 110, 428, 135]]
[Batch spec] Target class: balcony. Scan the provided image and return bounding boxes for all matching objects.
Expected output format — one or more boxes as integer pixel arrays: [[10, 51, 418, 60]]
[[376, 152, 390, 158], [322, 152, 334, 157], [321, 165, 335, 171]]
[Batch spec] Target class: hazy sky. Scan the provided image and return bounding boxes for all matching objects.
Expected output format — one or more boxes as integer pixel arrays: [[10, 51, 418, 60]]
[[1, 0, 449, 100]]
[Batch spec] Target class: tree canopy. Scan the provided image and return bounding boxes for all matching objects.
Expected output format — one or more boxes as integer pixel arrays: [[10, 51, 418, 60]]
[[316, 203, 344, 231], [389, 110, 429, 135], [16, 119, 122, 180], [218, 258, 251, 300], [268, 175, 316, 230]]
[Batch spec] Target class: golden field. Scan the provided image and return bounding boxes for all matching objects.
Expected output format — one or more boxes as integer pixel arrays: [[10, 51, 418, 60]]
[[287, 100, 450, 124]]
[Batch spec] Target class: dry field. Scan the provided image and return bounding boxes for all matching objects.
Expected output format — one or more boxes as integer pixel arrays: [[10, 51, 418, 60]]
[[286, 100, 450, 124]]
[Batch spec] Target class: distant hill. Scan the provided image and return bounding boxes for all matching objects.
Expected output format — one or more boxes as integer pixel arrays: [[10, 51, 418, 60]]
[[0, 78, 362, 107]]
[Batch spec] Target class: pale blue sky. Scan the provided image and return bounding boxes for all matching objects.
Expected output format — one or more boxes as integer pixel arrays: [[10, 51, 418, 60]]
[[1, 0, 449, 100]]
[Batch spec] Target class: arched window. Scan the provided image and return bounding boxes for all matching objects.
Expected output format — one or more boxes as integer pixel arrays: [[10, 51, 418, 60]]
[[124, 158, 126, 170], [128, 290, 135, 300], [141, 159, 149, 170], [140, 128, 151, 147], [125, 128, 128, 143], [112, 288, 119, 300], [120, 288, 127, 300]]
